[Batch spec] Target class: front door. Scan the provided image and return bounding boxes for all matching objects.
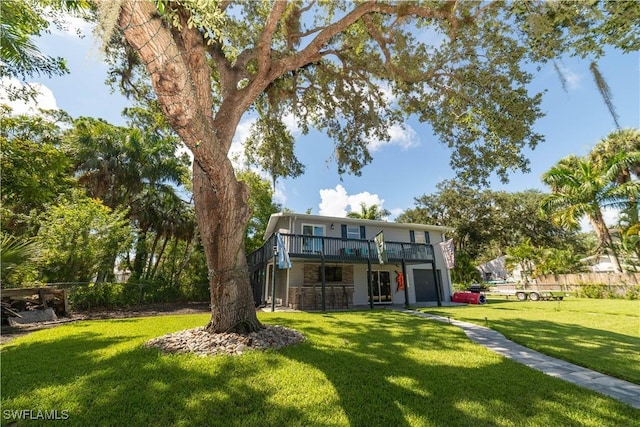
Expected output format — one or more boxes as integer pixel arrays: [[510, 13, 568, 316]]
[[369, 270, 392, 304]]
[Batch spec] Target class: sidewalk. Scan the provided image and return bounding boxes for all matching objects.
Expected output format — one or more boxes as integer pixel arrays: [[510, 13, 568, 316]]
[[393, 307, 640, 409]]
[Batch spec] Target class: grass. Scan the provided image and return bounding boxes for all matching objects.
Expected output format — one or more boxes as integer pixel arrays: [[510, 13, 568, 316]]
[[1, 310, 639, 426], [420, 297, 640, 384]]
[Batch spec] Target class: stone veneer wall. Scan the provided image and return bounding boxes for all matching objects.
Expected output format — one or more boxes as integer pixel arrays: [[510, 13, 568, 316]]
[[288, 264, 354, 310], [303, 263, 354, 284]]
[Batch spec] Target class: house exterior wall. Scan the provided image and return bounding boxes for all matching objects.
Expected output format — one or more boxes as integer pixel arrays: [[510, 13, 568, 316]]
[[262, 213, 454, 308]]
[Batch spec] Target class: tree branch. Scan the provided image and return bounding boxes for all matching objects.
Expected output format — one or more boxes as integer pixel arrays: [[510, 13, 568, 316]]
[[256, 0, 288, 77]]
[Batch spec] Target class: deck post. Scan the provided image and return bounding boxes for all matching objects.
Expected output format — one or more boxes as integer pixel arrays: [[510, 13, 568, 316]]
[[271, 244, 277, 312], [367, 240, 373, 309], [400, 244, 409, 309], [321, 239, 326, 311], [431, 259, 442, 307]]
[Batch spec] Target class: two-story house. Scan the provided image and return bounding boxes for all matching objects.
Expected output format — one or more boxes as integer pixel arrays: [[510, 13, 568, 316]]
[[248, 212, 454, 310]]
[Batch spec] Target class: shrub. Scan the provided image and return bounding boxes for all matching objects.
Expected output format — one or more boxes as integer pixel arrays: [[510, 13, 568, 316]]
[[577, 282, 606, 299], [68, 282, 141, 310], [624, 285, 639, 300]]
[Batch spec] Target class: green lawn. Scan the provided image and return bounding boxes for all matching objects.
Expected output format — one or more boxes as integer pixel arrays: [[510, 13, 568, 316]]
[[2, 310, 638, 426], [421, 297, 640, 384]]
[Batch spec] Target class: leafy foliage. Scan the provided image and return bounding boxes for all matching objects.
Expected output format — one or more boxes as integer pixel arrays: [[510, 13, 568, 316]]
[[91, 1, 640, 328], [0, 0, 67, 81], [0, 0, 93, 100], [397, 180, 583, 261], [0, 107, 74, 234], [244, 111, 305, 189], [0, 101, 215, 296], [36, 190, 134, 283], [505, 238, 538, 283], [450, 249, 482, 286]]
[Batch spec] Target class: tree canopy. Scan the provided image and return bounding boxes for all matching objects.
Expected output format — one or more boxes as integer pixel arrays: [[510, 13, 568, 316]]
[[397, 180, 584, 261], [92, 0, 640, 333], [0, 0, 92, 100]]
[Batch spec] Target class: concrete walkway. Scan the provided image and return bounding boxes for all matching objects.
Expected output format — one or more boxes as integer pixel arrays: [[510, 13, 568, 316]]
[[393, 307, 640, 409]]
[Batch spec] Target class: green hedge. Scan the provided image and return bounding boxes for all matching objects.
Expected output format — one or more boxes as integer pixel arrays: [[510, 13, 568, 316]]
[[65, 280, 210, 310], [575, 282, 639, 300]]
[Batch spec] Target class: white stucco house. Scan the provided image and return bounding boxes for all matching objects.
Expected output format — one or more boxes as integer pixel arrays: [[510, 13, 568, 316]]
[[247, 212, 454, 310]]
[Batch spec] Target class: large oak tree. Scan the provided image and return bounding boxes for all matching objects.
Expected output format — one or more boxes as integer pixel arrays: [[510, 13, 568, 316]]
[[93, 0, 638, 333]]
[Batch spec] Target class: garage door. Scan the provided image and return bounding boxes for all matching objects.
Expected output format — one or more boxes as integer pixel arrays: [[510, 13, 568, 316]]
[[413, 269, 442, 302]]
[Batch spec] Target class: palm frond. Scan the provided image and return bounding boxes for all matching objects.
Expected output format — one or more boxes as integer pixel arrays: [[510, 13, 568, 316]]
[[1, 234, 40, 280]]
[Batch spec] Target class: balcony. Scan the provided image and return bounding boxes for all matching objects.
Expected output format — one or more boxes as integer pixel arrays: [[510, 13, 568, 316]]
[[248, 233, 434, 270]]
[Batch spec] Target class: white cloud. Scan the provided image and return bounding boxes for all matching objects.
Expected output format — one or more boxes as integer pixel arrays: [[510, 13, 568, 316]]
[[318, 184, 387, 218], [319, 185, 351, 217], [388, 208, 404, 220], [0, 78, 59, 115], [367, 123, 419, 152]]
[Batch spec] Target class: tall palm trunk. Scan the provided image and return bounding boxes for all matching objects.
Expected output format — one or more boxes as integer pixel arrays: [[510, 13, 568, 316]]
[[172, 235, 194, 287], [149, 233, 170, 280], [144, 231, 162, 279], [131, 229, 148, 280], [590, 210, 623, 273]]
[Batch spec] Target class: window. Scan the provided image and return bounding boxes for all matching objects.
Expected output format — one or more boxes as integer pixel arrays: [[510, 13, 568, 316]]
[[346, 226, 360, 239], [320, 266, 343, 282], [412, 231, 429, 244], [341, 225, 366, 239]]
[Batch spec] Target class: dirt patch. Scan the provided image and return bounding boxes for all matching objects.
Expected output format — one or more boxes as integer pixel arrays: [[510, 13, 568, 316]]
[[1, 302, 210, 344]]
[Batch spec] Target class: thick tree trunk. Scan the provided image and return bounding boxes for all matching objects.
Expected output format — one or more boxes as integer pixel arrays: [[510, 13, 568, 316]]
[[114, 0, 264, 333], [193, 162, 261, 334]]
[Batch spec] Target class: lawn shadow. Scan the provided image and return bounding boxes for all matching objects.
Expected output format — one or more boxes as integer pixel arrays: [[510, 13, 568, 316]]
[[274, 310, 639, 426], [2, 312, 638, 426], [1, 319, 307, 426]]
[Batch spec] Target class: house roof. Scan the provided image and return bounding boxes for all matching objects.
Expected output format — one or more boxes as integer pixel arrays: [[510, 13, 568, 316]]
[[264, 211, 454, 240]]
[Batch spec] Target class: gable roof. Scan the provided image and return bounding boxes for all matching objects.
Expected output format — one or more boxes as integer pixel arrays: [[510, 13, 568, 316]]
[[264, 212, 454, 240]]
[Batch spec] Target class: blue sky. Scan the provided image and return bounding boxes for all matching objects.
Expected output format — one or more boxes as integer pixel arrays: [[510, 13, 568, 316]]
[[3, 17, 639, 222]]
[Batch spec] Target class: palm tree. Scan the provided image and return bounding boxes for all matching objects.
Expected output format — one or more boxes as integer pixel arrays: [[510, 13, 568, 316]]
[[541, 156, 628, 272], [505, 238, 538, 284], [347, 203, 390, 220], [68, 117, 191, 281], [589, 129, 640, 224]]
